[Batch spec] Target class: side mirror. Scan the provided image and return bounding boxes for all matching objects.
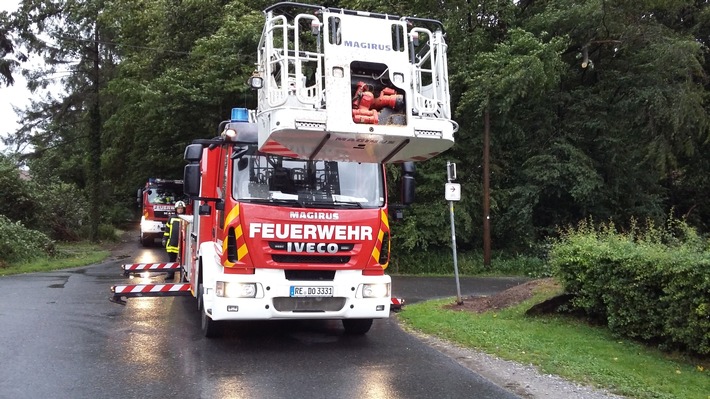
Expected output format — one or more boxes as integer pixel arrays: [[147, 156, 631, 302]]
[[184, 144, 203, 162], [401, 162, 415, 205], [402, 161, 415, 175], [184, 164, 201, 197]]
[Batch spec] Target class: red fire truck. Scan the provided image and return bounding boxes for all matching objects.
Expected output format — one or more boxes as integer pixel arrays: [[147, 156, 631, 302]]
[[115, 112, 414, 336], [112, 2, 455, 337], [137, 178, 188, 246]]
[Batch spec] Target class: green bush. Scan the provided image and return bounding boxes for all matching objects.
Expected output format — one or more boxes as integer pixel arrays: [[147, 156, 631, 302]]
[[549, 217, 710, 355], [0, 156, 90, 241], [658, 253, 710, 355], [31, 179, 90, 241], [0, 157, 39, 227], [0, 215, 55, 266]]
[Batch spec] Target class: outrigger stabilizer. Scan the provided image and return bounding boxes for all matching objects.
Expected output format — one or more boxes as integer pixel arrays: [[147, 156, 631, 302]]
[[120, 262, 181, 277], [110, 282, 192, 305], [110, 262, 190, 305], [390, 297, 405, 312]]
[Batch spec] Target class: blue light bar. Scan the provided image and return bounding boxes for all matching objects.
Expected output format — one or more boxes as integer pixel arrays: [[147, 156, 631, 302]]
[[231, 108, 249, 123]]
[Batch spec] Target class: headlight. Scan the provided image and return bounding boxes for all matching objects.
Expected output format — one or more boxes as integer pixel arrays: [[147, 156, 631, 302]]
[[362, 283, 390, 298], [215, 282, 257, 298]]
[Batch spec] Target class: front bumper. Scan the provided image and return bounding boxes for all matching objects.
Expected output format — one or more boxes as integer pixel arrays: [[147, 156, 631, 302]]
[[140, 217, 165, 235], [203, 269, 391, 321]]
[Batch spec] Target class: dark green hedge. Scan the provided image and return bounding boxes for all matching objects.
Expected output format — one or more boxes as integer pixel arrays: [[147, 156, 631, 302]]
[[549, 219, 710, 355], [0, 215, 55, 266]]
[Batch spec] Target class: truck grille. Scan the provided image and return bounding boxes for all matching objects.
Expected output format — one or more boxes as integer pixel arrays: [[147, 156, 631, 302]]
[[154, 211, 170, 219], [272, 297, 346, 312], [272, 254, 350, 264], [284, 270, 335, 281]]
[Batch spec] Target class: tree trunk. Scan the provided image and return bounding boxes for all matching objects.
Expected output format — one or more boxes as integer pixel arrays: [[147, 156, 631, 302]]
[[88, 24, 102, 242]]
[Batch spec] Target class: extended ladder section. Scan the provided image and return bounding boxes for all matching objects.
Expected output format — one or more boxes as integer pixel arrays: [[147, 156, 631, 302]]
[[253, 2, 457, 163]]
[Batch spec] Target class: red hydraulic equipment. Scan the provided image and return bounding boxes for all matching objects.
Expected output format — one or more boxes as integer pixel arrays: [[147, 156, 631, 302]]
[[352, 82, 404, 125], [352, 82, 377, 124]]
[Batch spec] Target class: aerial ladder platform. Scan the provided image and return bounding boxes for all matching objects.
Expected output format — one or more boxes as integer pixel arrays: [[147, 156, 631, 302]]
[[251, 2, 457, 164]]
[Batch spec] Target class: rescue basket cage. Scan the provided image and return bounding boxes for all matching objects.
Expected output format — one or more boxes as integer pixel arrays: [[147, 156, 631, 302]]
[[251, 2, 458, 164]]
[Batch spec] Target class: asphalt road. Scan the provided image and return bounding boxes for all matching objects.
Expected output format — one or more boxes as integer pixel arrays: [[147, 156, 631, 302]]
[[0, 235, 528, 399]]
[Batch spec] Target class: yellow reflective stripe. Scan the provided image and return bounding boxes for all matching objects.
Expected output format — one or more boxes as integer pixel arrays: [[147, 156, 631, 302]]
[[237, 244, 249, 260], [225, 204, 240, 227], [382, 234, 390, 269], [371, 229, 385, 262], [380, 210, 389, 230]]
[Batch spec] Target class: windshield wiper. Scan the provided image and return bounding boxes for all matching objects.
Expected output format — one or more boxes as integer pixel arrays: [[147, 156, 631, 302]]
[[245, 198, 365, 209], [303, 200, 363, 209], [246, 198, 305, 207]]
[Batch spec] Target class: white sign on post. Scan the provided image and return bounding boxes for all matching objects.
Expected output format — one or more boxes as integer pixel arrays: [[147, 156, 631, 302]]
[[445, 183, 461, 201]]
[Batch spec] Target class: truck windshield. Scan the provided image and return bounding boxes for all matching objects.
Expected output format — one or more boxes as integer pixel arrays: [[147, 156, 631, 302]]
[[146, 186, 186, 205], [232, 152, 384, 208]]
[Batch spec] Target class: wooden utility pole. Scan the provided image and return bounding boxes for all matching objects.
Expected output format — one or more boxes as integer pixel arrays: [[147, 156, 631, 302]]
[[482, 108, 491, 267]]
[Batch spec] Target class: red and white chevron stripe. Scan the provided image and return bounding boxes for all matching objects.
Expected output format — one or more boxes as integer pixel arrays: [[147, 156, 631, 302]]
[[121, 262, 180, 271], [391, 297, 405, 311], [112, 283, 191, 294]]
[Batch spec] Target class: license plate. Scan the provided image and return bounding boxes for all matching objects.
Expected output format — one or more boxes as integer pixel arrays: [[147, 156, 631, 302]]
[[290, 286, 333, 297]]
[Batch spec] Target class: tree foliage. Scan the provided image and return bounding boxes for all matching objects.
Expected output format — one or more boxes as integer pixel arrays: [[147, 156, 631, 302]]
[[0, 10, 27, 87], [1, 0, 708, 254], [0, 154, 88, 241]]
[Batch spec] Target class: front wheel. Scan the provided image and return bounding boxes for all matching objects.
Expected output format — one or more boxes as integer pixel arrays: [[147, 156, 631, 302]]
[[199, 283, 220, 338], [342, 318, 373, 335], [140, 233, 151, 247]]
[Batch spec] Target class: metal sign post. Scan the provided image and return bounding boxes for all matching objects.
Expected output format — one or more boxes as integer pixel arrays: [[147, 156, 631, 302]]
[[445, 161, 463, 305]]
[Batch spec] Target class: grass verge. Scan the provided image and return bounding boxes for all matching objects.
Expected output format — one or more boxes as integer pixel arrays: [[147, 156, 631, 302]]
[[397, 282, 710, 399], [0, 241, 111, 276]]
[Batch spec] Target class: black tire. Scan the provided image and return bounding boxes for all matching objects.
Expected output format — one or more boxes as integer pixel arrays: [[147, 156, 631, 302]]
[[199, 283, 220, 338], [140, 234, 151, 247], [342, 318, 373, 335], [197, 283, 203, 311]]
